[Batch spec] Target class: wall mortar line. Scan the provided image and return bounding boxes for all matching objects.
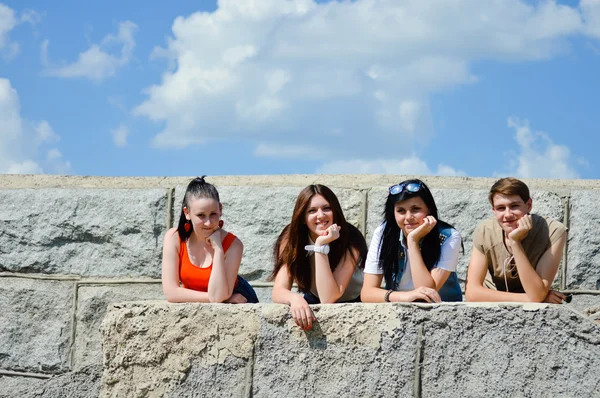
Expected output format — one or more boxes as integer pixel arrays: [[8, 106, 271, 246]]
[[166, 187, 175, 230], [561, 195, 570, 290], [67, 281, 80, 370], [0, 272, 81, 281], [413, 324, 424, 398], [361, 189, 368, 237], [0, 370, 53, 379]]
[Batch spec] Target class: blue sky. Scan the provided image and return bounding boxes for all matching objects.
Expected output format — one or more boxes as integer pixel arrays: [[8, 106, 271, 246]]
[[1, 0, 599, 178]]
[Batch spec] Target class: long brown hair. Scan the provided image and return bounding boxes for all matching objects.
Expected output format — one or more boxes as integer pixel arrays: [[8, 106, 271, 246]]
[[270, 184, 367, 292]]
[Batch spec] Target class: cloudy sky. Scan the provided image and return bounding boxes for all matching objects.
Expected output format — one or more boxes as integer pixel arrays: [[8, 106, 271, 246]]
[[1, 0, 599, 178]]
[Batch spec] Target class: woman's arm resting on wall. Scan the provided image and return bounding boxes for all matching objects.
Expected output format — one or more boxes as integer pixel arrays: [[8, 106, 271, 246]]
[[161, 229, 211, 303]]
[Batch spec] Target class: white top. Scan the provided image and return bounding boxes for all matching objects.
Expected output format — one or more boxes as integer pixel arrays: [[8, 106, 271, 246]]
[[364, 222, 461, 291]]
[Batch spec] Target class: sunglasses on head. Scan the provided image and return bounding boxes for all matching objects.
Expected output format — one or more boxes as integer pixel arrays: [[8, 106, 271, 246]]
[[389, 181, 424, 195]]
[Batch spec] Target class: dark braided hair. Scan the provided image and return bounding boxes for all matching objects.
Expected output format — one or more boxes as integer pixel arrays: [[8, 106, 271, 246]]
[[176, 176, 220, 241]]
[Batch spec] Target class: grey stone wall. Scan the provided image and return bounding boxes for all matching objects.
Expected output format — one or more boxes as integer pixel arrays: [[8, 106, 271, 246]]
[[1, 174, 599, 396], [99, 302, 600, 398]]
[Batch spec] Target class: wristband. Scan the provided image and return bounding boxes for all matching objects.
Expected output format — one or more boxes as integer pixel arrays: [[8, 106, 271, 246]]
[[384, 289, 394, 303], [304, 244, 330, 255]]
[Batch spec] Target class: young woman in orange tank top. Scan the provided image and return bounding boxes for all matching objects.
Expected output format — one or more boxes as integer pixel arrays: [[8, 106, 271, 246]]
[[161, 176, 258, 303]]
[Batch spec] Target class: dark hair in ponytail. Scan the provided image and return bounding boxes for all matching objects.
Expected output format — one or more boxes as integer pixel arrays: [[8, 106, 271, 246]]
[[177, 176, 220, 241]]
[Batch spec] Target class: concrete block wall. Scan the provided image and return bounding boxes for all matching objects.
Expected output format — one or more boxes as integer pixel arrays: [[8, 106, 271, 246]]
[[99, 302, 600, 398], [1, 174, 600, 395]]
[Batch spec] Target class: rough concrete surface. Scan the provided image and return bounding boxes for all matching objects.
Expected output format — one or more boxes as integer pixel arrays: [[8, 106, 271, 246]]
[[100, 302, 600, 398], [174, 186, 364, 281], [0, 365, 101, 398], [100, 302, 260, 398], [2, 174, 598, 191], [421, 304, 600, 397], [567, 190, 600, 289], [0, 189, 167, 277], [253, 304, 415, 397], [253, 286, 273, 303], [73, 284, 164, 370], [0, 375, 45, 398], [0, 277, 74, 373]]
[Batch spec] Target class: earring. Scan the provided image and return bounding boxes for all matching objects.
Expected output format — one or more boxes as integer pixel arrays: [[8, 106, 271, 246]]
[[184, 221, 191, 232], [219, 220, 224, 228]]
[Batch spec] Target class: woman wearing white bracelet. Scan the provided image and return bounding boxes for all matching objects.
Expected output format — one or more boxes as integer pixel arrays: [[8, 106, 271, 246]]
[[361, 179, 463, 303], [271, 185, 367, 331]]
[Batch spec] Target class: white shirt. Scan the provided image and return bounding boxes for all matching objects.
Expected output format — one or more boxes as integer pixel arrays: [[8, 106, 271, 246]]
[[364, 222, 461, 291]]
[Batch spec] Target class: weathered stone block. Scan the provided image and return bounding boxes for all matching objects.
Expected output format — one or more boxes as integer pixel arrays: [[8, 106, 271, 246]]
[[0, 376, 45, 398], [422, 304, 600, 397], [73, 284, 164, 370], [100, 302, 259, 398], [253, 304, 415, 397], [0, 365, 101, 398], [174, 186, 365, 281], [565, 293, 600, 317], [0, 189, 168, 277], [0, 278, 74, 373], [253, 286, 273, 303], [567, 191, 600, 289], [367, 188, 564, 284], [100, 302, 600, 398]]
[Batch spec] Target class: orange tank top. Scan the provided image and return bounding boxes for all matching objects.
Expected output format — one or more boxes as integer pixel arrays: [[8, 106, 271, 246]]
[[179, 232, 238, 292]]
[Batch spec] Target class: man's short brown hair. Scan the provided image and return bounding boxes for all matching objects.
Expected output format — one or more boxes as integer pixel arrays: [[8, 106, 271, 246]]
[[488, 177, 530, 205]]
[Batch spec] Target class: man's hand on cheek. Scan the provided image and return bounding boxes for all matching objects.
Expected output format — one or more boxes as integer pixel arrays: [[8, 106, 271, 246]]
[[508, 214, 532, 243]]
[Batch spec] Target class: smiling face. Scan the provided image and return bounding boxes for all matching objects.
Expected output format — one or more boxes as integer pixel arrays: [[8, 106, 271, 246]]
[[491, 193, 532, 234], [184, 197, 221, 239], [305, 194, 334, 241], [394, 196, 429, 237]]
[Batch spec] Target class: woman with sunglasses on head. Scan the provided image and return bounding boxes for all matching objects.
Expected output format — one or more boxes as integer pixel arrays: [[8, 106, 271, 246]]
[[361, 179, 462, 303], [162, 176, 258, 303], [271, 184, 368, 331]]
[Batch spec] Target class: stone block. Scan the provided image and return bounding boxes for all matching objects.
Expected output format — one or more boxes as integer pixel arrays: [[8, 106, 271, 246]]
[[253, 286, 273, 304], [567, 191, 600, 289], [100, 302, 260, 398], [422, 304, 600, 397], [0, 365, 101, 398], [253, 304, 415, 397], [0, 376, 45, 398], [0, 278, 74, 373], [73, 284, 164, 370], [367, 188, 564, 284], [565, 294, 600, 319], [99, 302, 600, 397], [174, 186, 365, 281], [0, 189, 168, 277]]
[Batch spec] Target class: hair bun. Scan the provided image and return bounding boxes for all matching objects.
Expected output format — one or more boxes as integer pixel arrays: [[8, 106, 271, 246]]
[[194, 175, 207, 184]]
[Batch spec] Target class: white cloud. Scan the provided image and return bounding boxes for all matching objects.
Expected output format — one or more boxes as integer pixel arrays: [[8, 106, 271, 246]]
[[253, 142, 324, 160], [0, 3, 19, 59], [19, 9, 42, 25], [0, 78, 72, 174], [134, 0, 594, 165], [581, 0, 600, 38], [43, 21, 137, 81], [317, 155, 465, 176], [110, 124, 129, 147], [499, 117, 580, 179]]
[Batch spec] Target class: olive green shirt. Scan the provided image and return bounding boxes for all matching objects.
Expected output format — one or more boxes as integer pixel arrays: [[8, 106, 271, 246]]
[[472, 214, 566, 292]]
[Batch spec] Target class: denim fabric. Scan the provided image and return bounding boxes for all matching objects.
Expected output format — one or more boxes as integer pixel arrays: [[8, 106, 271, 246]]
[[303, 291, 361, 304], [437, 272, 462, 302], [232, 276, 259, 303]]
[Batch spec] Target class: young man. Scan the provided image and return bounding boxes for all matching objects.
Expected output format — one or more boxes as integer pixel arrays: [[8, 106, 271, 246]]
[[465, 177, 567, 303]]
